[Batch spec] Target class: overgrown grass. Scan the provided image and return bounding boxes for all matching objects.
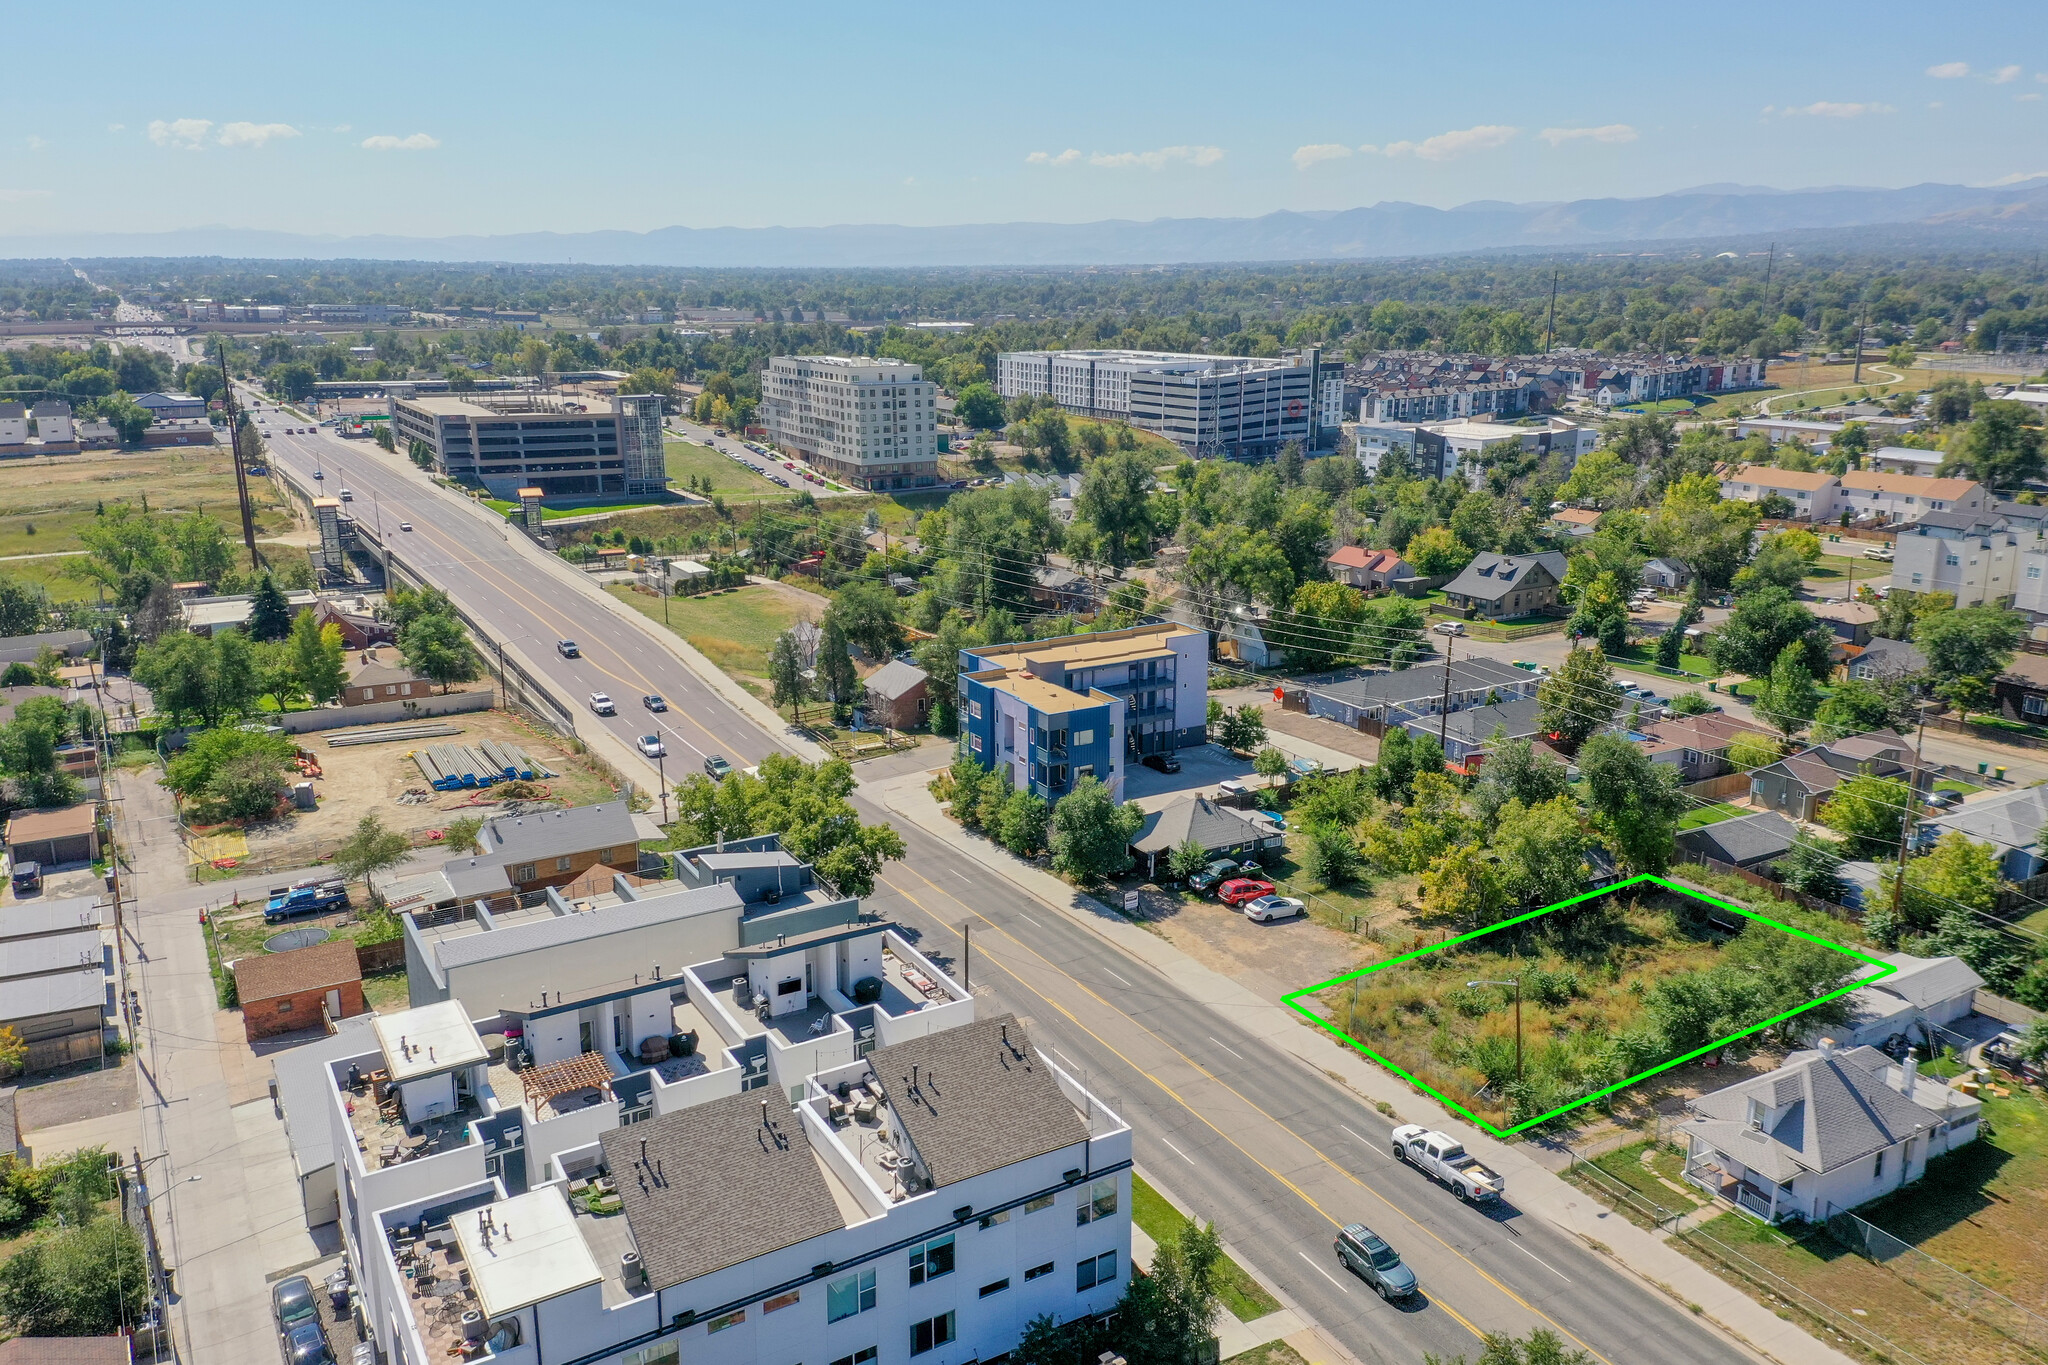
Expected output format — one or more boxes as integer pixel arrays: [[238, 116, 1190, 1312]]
[[664, 439, 788, 498], [604, 583, 818, 678], [1130, 1175, 1281, 1323]]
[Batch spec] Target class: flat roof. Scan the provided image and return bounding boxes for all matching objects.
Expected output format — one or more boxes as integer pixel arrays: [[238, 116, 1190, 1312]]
[[372, 1000, 487, 1083], [0, 895, 106, 941], [452, 1187, 603, 1318], [982, 672, 1097, 714], [966, 623, 1195, 671]]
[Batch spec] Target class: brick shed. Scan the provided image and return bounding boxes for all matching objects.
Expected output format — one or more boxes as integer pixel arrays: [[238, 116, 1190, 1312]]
[[233, 939, 366, 1042]]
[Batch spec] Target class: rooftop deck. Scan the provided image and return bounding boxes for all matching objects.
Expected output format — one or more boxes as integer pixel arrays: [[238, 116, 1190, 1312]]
[[390, 1228, 484, 1359], [818, 1075, 928, 1204], [567, 1193, 642, 1309], [344, 1074, 488, 1169]]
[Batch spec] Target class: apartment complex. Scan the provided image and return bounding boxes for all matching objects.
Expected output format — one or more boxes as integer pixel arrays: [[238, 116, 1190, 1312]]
[[273, 831, 1129, 1365], [1356, 416, 1596, 484], [758, 356, 940, 492], [1894, 509, 2042, 608], [1351, 352, 1767, 421], [957, 624, 1209, 804], [996, 348, 1338, 460], [1716, 465, 1987, 526], [389, 391, 666, 499]]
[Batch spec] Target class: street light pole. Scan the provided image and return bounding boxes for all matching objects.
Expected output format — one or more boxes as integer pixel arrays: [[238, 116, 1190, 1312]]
[[656, 751, 668, 825]]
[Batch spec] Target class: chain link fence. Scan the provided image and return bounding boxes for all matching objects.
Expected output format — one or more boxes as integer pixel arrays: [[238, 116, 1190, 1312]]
[[1824, 1207, 2048, 1359]]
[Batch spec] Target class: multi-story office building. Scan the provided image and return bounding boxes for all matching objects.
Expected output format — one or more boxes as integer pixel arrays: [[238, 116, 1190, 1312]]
[[759, 356, 940, 492], [996, 349, 1333, 461], [956, 624, 1209, 803], [389, 391, 666, 499], [273, 833, 1129, 1365]]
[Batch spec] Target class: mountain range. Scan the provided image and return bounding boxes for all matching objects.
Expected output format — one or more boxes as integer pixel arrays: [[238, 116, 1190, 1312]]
[[6, 179, 2047, 267]]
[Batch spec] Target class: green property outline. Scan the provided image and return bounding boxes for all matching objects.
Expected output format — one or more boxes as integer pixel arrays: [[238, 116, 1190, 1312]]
[[1281, 873, 1894, 1138]]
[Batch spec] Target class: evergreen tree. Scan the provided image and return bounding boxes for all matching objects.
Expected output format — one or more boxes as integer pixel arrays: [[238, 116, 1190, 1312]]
[[246, 573, 292, 642], [817, 617, 860, 723]]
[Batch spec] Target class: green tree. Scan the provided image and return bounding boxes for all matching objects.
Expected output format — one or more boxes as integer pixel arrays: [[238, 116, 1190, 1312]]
[[1073, 449, 1156, 569], [1577, 731, 1685, 873], [1820, 772, 1913, 858], [1492, 796, 1590, 906], [995, 789, 1051, 859], [1273, 579, 1366, 672], [1881, 829, 2001, 934], [0, 575, 48, 637], [1419, 841, 1505, 925], [335, 813, 414, 900], [162, 727, 296, 802], [1254, 745, 1289, 789], [1303, 822, 1362, 887], [1049, 777, 1143, 884], [1755, 641, 1822, 738], [1915, 605, 2024, 690], [825, 580, 903, 661], [1557, 448, 1633, 507], [1735, 530, 1821, 593], [1215, 704, 1267, 755], [289, 609, 348, 704], [1708, 586, 1831, 680], [816, 616, 860, 723], [1166, 836, 1212, 884], [673, 754, 905, 896], [0, 1218, 149, 1337], [1812, 677, 1911, 741], [1469, 733, 1569, 826], [954, 382, 1005, 430], [399, 612, 482, 694], [245, 573, 292, 642], [1536, 645, 1619, 754], [0, 698, 81, 809], [1404, 525, 1469, 576], [1425, 1328, 1594, 1365], [1941, 400, 2046, 491], [1776, 832, 1849, 902], [1371, 724, 1416, 802], [373, 422, 396, 452], [1938, 674, 1995, 725]]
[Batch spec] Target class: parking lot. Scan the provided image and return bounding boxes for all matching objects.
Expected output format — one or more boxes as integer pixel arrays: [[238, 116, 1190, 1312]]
[[1120, 734, 1362, 807]]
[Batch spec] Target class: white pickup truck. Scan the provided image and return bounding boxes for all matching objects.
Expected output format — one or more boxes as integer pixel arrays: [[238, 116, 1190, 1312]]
[[1390, 1125, 1505, 1201]]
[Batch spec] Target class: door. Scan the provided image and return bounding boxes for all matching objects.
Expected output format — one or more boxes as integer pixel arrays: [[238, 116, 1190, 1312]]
[[325, 989, 341, 1018], [579, 1020, 594, 1054]]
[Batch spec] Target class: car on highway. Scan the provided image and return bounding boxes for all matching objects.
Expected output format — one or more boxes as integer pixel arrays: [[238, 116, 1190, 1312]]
[[1141, 752, 1181, 773], [1241, 894, 1304, 922], [272, 1276, 319, 1336], [589, 692, 616, 715], [556, 639, 580, 658], [642, 694, 667, 712], [1391, 1124, 1505, 1201], [1335, 1223, 1418, 1300], [399, 522, 413, 532], [638, 735, 666, 758], [1218, 877, 1277, 907], [703, 754, 733, 780], [339, 488, 353, 501]]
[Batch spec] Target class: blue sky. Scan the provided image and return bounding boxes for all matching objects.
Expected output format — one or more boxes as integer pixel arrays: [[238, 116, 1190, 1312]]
[[3, 1, 2044, 239]]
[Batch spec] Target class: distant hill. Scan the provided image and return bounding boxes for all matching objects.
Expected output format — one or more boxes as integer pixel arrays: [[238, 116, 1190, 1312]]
[[7, 179, 2047, 267]]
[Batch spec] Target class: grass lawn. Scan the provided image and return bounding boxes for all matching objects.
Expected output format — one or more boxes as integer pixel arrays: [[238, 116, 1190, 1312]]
[[1933, 778, 1984, 797], [1224, 1345, 1311, 1365], [0, 446, 296, 561], [1608, 642, 1717, 678], [1586, 1141, 1706, 1215], [1677, 802, 1745, 830], [664, 439, 787, 498], [1262, 829, 1421, 937], [605, 583, 818, 679], [361, 969, 411, 1013], [1131, 1175, 1281, 1323], [0, 552, 103, 601]]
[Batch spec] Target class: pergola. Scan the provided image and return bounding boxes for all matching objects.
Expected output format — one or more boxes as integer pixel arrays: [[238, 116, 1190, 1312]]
[[520, 1052, 616, 1113]]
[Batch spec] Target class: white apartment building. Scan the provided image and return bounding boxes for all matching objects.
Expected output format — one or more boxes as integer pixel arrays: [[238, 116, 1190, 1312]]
[[759, 356, 939, 492], [997, 348, 1328, 461], [1867, 446, 1944, 476], [1716, 465, 1841, 522], [1892, 511, 2034, 607], [1355, 417, 1594, 484], [389, 391, 666, 499], [1734, 417, 1846, 450], [32, 401, 74, 443], [1836, 471, 1987, 524], [0, 402, 25, 445]]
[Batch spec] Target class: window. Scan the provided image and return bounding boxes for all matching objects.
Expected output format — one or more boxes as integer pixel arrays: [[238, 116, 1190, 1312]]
[[1025, 1261, 1055, 1281], [830, 1349, 878, 1365], [705, 1309, 745, 1333], [1076, 1251, 1118, 1291], [909, 1234, 955, 1285], [978, 1209, 1009, 1229], [1874, 1150, 1885, 1180], [970, 734, 983, 754], [555, 856, 573, 872], [621, 1344, 678, 1365], [1074, 729, 1094, 746], [763, 1288, 800, 1313], [514, 863, 536, 882], [1023, 1194, 1055, 1215], [980, 1278, 1011, 1298], [827, 1268, 876, 1321], [911, 1312, 956, 1356], [1076, 1178, 1117, 1225], [277, 999, 294, 1013], [970, 700, 984, 720]]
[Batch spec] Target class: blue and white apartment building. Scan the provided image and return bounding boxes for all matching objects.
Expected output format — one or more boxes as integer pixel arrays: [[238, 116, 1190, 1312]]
[[956, 624, 1210, 804]]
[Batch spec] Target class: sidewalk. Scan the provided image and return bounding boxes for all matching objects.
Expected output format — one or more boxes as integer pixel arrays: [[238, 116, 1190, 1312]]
[[863, 769, 1857, 1365]]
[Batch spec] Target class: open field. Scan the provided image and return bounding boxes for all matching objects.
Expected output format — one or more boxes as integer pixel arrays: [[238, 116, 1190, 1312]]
[[605, 582, 820, 684], [0, 445, 297, 561], [664, 439, 788, 498]]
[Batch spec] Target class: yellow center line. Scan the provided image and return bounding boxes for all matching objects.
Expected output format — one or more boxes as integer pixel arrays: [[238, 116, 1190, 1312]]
[[883, 860, 1612, 1361]]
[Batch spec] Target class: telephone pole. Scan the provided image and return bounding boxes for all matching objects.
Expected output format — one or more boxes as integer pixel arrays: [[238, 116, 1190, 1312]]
[[1889, 705, 1931, 924], [1852, 302, 1869, 384], [215, 341, 260, 570], [1437, 636, 1455, 751], [1543, 266, 1560, 355]]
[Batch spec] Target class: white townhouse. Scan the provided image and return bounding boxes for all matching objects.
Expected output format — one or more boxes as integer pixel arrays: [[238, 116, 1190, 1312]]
[[1835, 471, 1987, 524], [1715, 464, 1840, 522]]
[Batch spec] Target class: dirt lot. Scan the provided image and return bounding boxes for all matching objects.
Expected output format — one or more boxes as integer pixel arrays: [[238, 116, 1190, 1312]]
[[1128, 886, 1371, 1009], [239, 707, 623, 867]]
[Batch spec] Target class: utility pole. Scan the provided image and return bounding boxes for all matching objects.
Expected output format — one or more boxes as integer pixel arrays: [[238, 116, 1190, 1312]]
[[1437, 636, 1455, 752], [1543, 266, 1560, 355], [1763, 241, 1776, 313], [1852, 302, 1869, 384], [960, 922, 971, 991], [1890, 704, 1931, 924], [216, 341, 260, 570]]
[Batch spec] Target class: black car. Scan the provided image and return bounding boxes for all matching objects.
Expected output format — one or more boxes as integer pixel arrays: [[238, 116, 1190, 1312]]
[[556, 639, 580, 658], [271, 1275, 318, 1335], [642, 694, 667, 712], [1142, 752, 1182, 774], [283, 1318, 334, 1365]]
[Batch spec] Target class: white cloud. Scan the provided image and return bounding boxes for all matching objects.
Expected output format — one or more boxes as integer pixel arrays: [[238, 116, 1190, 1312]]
[[1926, 61, 1971, 78], [217, 121, 300, 148], [335, 123, 352, 133], [1991, 64, 2023, 84], [1025, 148, 1082, 166], [1537, 124, 1638, 147], [361, 132, 440, 151], [0, 189, 53, 203], [1292, 143, 1353, 170], [1086, 145, 1224, 169], [147, 118, 213, 149], [1775, 101, 1895, 118], [24, 136, 46, 151], [1363, 124, 1519, 161]]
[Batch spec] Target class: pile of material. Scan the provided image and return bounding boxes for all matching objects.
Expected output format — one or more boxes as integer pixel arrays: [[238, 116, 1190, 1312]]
[[413, 740, 555, 791]]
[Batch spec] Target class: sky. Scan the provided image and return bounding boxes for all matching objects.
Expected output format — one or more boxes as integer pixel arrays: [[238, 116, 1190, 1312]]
[[2, 1, 2045, 240]]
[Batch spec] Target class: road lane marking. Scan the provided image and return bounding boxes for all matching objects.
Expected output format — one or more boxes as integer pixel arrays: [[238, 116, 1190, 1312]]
[[951, 869, 975, 884], [1161, 1136, 1194, 1164], [1506, 1239, 1572, 1283], [1299, 1251, 1350, 1293], [1340, 1124, 1386, 1157], [1101, 967, 1131, 986], [1012, 911, 1044, 928], [1208, 1036, 1244, 1060]]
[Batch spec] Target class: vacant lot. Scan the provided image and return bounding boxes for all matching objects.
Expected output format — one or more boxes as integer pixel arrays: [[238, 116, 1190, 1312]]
[[606, 582, 820, 686], [665, 439, 787, 498], [0, 446, 296, 560]]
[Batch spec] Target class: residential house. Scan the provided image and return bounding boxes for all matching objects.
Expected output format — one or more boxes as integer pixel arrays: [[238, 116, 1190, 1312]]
[[1325, 546, 1413, 592], [1674, 811, 1800, 871], [1991, 651, 2048, 725], [1836, 471, 1988, 525], [4, 803, 99, 867], [0, 894, 109, 1076], [316, 596, 397, 650], [1733, 417, 1846, 449], [1129, 795, 1285, 877], [1408, 696, 1543, 771], [1810, 600, 1879, 647], [449, 801, 659, 898], [0, 402, 25, 445], [1678, 1039, 1979, 1223], [1920, 783, 2048, 880], [0, 629, 91, 667], [344, 652, 431, 706], [1866, 446, 1945, 476], [1892, 510, 2031, 607], [1816, 953, 1986, 1051], [1550, 507, 1602, 534], [234, 939, 366, 1042], [1642, 557, 1691, 591], [131, 392, 208, 420], [1638, 712, 1779, 782], [1748, 732, 1933, 823], [1304, 657, 1533, 730], [1031, 566, 1101, 614], [1716, 465, 1841, 522], [181, 588, 320, 637], [1440, 551, 1569, 619], [861, 659, 929, 731], [1841, 636, 1926, 685]]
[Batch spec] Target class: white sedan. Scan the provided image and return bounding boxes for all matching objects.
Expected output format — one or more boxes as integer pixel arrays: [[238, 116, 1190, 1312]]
[[1242, 894, 1305, 923], [637, 734, 666, 758]]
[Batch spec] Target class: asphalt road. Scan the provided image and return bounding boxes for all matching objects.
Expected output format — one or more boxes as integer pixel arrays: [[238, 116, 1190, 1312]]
[[251, 408, 1759, 1365]]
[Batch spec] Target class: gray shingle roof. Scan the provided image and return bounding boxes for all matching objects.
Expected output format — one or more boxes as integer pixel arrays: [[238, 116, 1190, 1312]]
[[1871, 953, 1983, 1010], [1131, 795, 1270, 856], [1851, 637, 1926, 677], [1441, 551, 1567, 604], [1674, 812, 1800, 868], [862, 659, 928, 701], [431, 881, 741, 970], [1307, 657, 1528, 709], [1685, 1044, 1942, 1175], [1926, 783, 2048, 855], [439, 857, 514, 899], [477, 802, 642, 866], [1415, 696, 1541, 747], [599, 1090, 844, 1292], [870, 1014, 1089, 1189]]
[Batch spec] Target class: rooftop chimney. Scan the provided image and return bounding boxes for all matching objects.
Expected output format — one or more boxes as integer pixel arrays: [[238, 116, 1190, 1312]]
[[1900, 1056, 1918, 1099], [1818, 1037, 1835, 1059]]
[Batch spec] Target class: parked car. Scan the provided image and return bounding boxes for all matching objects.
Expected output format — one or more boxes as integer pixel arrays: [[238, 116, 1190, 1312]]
[[272, 1275, 319, 1335], [264, 880, 349, 924], [1216, 777, 1251, 796], [589, 692, 616, 715], [1218, 877, 1277, 907], [10, 860, 40, 894], [283, 1320, 334, 1365], [1432, 621, 1466, 636], [704, 754, 733, 780], [1864, 547, 1894, 562], [642, 694, 668, 712], [1286, 757, 1322, 780], [1391, 1124, 1504, 1201], [1186, 859, 1244, 893], [637, 735, 666, 758], [1335, 1223, 1419, 1300], [1242, 894, 1304, 922], [1142, 752, 1182, 773], [556, 639, 580, 658]]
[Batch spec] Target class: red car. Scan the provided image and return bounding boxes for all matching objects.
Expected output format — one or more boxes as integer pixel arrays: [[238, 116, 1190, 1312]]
[[1218, 878, 1276, 907]]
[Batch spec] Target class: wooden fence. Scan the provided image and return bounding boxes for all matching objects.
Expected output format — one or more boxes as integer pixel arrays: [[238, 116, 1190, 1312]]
[[1681, 851, 1861, 922], [1681, 772, 1754, 801], [355, 938, 406, 975], [1926, 714, 2047, 750]]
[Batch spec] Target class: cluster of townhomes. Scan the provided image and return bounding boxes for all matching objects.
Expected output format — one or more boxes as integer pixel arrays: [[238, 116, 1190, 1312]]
[[271, 805, 1130, 1365]]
